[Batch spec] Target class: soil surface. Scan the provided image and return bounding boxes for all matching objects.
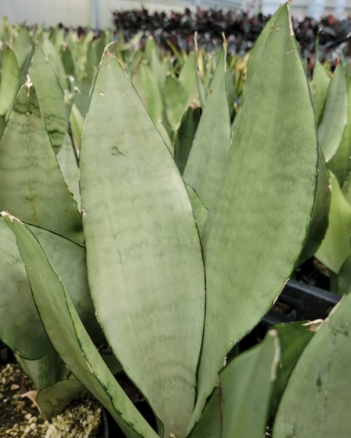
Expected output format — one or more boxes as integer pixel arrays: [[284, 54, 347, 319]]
[[0, 363, 103, 437]]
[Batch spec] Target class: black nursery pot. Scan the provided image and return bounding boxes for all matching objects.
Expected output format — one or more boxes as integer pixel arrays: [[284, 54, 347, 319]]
[[0, 340, 13, 365], [263, 279, 340, 326], [239, 273, 341, 353]]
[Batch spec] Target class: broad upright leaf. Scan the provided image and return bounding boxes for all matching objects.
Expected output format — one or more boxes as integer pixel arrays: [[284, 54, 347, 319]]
[[174, 106, 201, 174], [13, 27, 32, 68], [0, 45, 19, 116], [186, 186, 209, 236], [16, 353, 66, 395], [57, 133, 81, 209], [331, 252, 351, 295], [30, 46, 67, 153], [42, 37, 67, 91], [70, 102, 85, 152], [316, 173, 351, 273], [0, 215, 99, 361], [244, 5, 283, 96], [328, 68, 351, 184], [136, 64, 163, 124], [190, 331, 279, 438], [3, 214, 159, 438], [0, 82, 83, 244], [273, 293, 351, 438], [318, 62, 348, 161], [61, 45, 76, 77], [299, 146, 330, 263], [28, 225, 101, 341], [0, 218, 53, 359], [311, 60, 330, 125], [80, 49, 205, 438], [0, 115, 5, 140], [151, 50, 168, 90], [270, 322, 314, 416], [133, 63, 172, 152], [179, 52, 199, 108], [183, 47, 231, 214], [164, 75, 188, 132], [190, 5, 318, 430]]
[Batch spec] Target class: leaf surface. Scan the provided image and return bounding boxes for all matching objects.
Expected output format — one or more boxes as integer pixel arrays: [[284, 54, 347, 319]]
[[183, 47, 231, 214], [80, 50, 205, 438], [311, 61, 330, 125], [3, 213, 158, 438], [273, 293, 351, 438], [190, 5, 318, 430], [190, 331, 279, 438], [316, 173, 351, 273], [0, 82, 83, 244], [0, 45, 19, 117], [29, 46, 67, 153], [318, 62, 348, 161]]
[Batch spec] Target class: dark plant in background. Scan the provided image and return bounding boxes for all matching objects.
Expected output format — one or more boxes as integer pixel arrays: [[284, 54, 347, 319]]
[[112, 8, 351, 67]]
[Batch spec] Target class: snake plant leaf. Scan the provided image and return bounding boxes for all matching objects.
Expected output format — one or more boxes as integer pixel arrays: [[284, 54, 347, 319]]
[[316, 173, 351, 273], [0, 45, 19, 117], [49, 27, 65, 52], [330, 252, 351, 295], [18, 50, 33, 93], [133, 64, 172, 152], [70, 102, 85, 152], [244, 4, 283, 97], [73, 79, 91, 118], [342, 170, 351, 205], [270, 322, 314, 416], [174, 106, 201, 174], [0, 115, 5, 140], [57, 133, 81, 210], [186, 185, 209, 236], [87, 41, 99, 84], [190, 5, 319, 430], [190, 330, 279, 438], [28, 225, 102, 342], [36, 351, 123, 420], [299, 146, 331, 264], [18, 351, 122, 419], [188, 388, 221, 438], [80, 49, 205, 438], [273, 293, 351, 438], [37, 377, 86, 419], [2, 214, 158, 438], [0, 218, 54, 359], [225, 70, 236, 118], [220, 330, 279, 438], [138, 63, 163, 125], [13, 27, 33, 68], [195, 53, 206, 109], [29, 46, 67, 154], [328, 70, 351, 184], [179, 52, 199, 108], [42, 37, 68, 92], [311, 61, 330, 126], [150, 50, 168, 90], [183, 46, 231, 214], [61, 45, 76, 77], [318, 62, 348, 162], [0, 82, 83, 244], [16, 353, 67, 394], [164, 75, 189, 132], [144, 36, 158, 64]]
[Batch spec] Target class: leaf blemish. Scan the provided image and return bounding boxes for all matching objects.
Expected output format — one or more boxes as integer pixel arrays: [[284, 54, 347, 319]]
[[111, 146, 125, 157]]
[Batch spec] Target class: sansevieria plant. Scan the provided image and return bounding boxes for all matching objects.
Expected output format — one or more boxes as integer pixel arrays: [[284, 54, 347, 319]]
[[2, 3, 350, 437]]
